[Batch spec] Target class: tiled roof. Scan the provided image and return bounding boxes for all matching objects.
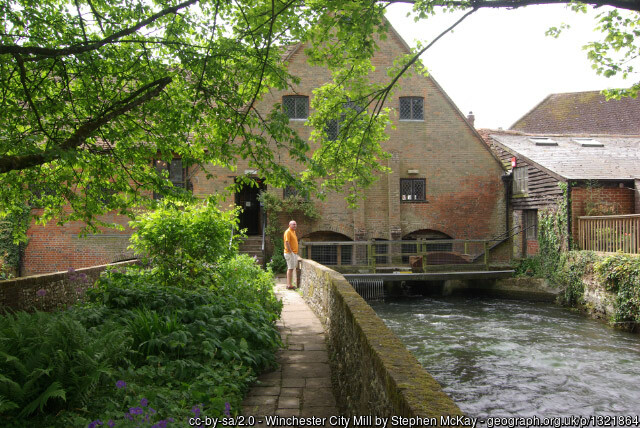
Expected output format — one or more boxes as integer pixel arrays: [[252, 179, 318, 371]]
[[489, 133, 640, 180], [510, 91, 640, 135]]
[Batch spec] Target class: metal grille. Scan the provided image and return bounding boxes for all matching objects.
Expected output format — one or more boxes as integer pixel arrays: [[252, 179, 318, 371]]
[[283, 95, 308, 119], [400, 178, 426, 202], [341, 245, 352, 265], [348, 278, 384, 301], [310, 245, 337, 265], [373, 241, 388, 264], [399, 97, 423, 120]]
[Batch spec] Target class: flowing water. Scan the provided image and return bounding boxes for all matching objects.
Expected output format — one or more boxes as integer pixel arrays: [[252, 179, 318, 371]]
[[370, 297, 640, 419]]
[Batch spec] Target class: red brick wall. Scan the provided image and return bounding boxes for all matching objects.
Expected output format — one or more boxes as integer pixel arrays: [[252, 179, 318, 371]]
[[24, 208, 133, 276], [570, 186, 635, 239]]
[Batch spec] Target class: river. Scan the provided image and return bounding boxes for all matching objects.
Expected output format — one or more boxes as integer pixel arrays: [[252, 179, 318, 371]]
[[370, 296, 640, 419]]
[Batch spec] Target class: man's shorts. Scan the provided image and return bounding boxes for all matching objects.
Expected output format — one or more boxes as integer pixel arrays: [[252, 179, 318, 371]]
[[284, 252, 298, 270]]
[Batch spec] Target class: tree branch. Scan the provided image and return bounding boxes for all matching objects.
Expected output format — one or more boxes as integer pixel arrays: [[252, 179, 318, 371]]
[[0, 76, 172, 173], [383, 0, 640, 13], [0, 0, 199, 59]]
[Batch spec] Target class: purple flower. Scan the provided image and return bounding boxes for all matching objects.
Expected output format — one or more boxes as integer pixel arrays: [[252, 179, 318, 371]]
[[224, 402, 231, 417], [107, 421, 115, 428], [191, 405, 201, 418], [125, 413, 134, 421], [158, 421, 168, 428], [129, 406, 143, 415], [149, 407, 156, 414], [36, 288, 47, 297], [88, 421, 103, 428], [168, 418, 174, 422], [116, 380, 126, 389], [140, 398, 148, 407]]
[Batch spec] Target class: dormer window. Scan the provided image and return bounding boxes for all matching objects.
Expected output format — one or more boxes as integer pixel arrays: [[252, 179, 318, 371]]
[[399, 97, 424, 121], [283, 95, 309, 119]]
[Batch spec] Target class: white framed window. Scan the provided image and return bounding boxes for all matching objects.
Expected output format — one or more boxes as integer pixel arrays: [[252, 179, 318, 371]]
[[513, 167, 528, 195]]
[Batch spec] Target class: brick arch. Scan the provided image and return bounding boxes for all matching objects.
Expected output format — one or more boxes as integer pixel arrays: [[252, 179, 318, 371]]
[[306, 223, 354, 240], [301, 230, 352, 242], [402, 228, 453, 240]]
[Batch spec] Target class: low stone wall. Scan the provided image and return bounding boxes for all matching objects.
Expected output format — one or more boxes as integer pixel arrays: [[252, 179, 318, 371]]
[[299, 259, 462, 421], [0, 260, 137, 313]]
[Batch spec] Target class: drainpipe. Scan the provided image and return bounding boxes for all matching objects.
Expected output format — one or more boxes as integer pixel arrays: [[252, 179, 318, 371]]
[[566, 181, 572, 250], [502, 172, 512, 235]]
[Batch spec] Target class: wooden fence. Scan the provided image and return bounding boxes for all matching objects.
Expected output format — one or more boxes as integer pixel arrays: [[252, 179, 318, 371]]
[[578, 214, 640, 254]]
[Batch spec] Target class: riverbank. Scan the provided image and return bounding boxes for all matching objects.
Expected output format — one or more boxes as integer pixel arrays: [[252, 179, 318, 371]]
[[516, 251, 640, 332]]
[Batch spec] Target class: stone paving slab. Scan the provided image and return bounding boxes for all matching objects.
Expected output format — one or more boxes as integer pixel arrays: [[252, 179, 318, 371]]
[[242, 278, 340, 420]]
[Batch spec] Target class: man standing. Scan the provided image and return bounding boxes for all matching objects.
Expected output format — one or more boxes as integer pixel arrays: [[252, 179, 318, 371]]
[[283, 220, 298, 289]]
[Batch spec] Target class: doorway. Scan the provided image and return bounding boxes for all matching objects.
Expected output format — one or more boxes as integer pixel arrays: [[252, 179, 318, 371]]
[[235, 178, 266, 235]]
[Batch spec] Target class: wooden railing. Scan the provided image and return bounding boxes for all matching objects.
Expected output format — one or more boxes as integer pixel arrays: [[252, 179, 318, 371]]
[[578, 214, 640, 254]]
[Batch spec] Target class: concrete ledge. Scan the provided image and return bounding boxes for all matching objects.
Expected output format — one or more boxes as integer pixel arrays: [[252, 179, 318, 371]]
[[299, 259, 462, 421]]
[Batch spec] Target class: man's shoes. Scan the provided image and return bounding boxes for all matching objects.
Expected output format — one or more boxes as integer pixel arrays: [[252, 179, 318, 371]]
[[287, 286, 296, 290]]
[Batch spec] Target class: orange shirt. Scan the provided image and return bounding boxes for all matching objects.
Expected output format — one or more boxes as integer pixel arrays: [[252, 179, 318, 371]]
[[283, 228, 298, 254]]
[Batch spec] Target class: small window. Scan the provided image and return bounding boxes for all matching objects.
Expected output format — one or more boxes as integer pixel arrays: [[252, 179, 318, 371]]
[[524, 210, 538, 240], [529, 137, 557, 146], [154, 158, 186, 199], [283, 95, 309, 119], [513, 167, 528, 195], [399, 97, 424, 120], [400, 178, 426, 202]]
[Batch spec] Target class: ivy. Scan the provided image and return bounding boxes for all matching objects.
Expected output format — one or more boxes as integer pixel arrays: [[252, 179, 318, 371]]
[[556, 251, 598, 306], [536, 182, 569, 282], [595, 253, 640, 324]]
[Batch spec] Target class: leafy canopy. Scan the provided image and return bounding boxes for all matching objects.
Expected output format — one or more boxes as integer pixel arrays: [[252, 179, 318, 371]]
[[1, 0, 639, 240]]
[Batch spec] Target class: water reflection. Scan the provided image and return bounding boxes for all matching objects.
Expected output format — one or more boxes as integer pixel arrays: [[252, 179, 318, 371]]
[[370, 297, 640, 418]]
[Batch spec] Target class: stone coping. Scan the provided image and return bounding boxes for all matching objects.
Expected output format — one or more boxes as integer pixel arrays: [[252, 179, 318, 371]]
[[299, 259, 463, 421]]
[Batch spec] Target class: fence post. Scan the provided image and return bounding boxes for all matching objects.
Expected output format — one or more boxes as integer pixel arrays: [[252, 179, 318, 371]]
[[483, 241, 489, 270]]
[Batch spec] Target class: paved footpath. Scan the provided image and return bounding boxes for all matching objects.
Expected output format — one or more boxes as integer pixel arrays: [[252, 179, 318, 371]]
[[241, 278, 339, 424]]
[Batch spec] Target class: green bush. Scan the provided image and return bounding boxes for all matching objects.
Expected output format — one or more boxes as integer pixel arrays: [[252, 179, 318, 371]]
[[556, 251, 597, 306], [595, 253, 640, 324], [266, 238, 287, 274], [128, 200, 243, 285]]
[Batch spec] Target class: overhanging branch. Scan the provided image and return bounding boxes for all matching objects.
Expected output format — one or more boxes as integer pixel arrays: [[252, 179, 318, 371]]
[[383, 0, 640, 12], [0, 0, 199, 59], [0, 76, 172, 174]]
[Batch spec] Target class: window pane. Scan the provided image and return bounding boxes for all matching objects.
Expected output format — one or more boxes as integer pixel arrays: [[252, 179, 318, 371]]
[[399, 98, 411, 119], [326, 119, 339, 141], [283, 96, 295, 118], [169, 159, 183, 187], [413, 179, 425, 200], [412, 98, 423, 120], [296, 97, 308, 118]]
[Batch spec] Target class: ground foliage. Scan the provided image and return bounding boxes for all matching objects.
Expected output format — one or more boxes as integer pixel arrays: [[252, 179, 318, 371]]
[[0, 201, 282, 427], [1, 0, 639, 241]]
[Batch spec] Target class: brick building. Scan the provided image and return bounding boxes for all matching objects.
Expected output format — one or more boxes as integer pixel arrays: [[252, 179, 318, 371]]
[[477, 91, 640, 258], [481, 130, 640, 258], [21, 23, 509, 275]]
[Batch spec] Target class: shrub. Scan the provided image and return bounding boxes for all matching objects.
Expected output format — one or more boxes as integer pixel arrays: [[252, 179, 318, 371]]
[[128, 200, 243, 285]]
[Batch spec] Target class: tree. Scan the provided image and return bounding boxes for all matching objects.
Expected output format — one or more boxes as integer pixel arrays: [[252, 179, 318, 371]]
[[1, 0, 638, 240]]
